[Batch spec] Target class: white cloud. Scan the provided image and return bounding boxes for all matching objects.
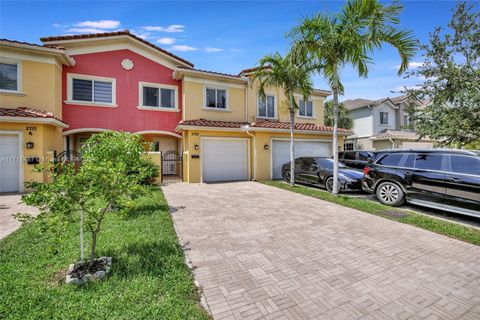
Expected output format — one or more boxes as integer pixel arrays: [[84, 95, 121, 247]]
[[143, 24, 185, 33], [67, 27, 114, 34], [75, 20, 120, 29], [204, 47, 223, 53], [157, 37, 176, 45], [391, 61, 424, 69], [170, 45, 198, 52]]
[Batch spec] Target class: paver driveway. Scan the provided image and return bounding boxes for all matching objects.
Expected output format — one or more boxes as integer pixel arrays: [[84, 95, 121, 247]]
[[163, 182, 480, 320], [0, 194, 38, 240]]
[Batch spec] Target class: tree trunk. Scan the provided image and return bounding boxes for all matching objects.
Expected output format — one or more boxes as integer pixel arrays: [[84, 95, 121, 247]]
[[332, 85, 340, 196], [89, 230, 97, 268], [289, 93, 296, 187]]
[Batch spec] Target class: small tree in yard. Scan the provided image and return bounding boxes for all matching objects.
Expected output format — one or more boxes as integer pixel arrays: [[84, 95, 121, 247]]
[[21, 131, 158, 269], [407, 2, 480, 147]]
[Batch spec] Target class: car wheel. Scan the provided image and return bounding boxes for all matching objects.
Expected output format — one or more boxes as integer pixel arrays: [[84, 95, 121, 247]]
[[283, 170, 291, 183], [325, 176, 334, 192], [376, 181, 405, 206]]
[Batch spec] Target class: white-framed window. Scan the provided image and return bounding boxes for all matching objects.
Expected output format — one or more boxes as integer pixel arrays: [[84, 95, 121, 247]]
[[403, 114, 409, 126], [67, 73, 116, 107], [344, 142, 355, 151], [204, 87, 228, 109], [258, 94, 276, 118], [138, 82, 178, 110], [380, 111, 389, 125], [0, 59, 21, 93], [299, 99, 313, 117]]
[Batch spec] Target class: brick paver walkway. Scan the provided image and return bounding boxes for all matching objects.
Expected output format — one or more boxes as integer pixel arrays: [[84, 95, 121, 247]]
[[0, 194, 38, 240], [163, 182, 480, 320]]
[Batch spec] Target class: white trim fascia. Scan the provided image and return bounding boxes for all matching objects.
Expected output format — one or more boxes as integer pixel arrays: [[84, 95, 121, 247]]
[[63, 128, 108, 135], [203, 85, 230, 110], [67, 72, 116, 107], [0, 41, 75, 66], [43, 35, 190, 68], [174, 70, 248, 83], [138, 81, 179, 110], [134, 130, 182, 139], [0, 57, 22, 93], [199, 136, 251, 183], [182, 75, 247, 88], [0, 116, 68, 128], [0, 130, 24, 192]]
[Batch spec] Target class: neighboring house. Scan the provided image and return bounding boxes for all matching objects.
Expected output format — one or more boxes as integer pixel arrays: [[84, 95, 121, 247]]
[[342, 95, 435, 151], [0, 39, 73, 192], [0, 31, 352, 190]]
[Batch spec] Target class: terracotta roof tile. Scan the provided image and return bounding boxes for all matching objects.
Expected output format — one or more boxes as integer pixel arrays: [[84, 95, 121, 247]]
[[0, 107, 67, 124], [176, 66, 243, 79], [0, 38, 66, 50], [40, 30, 194, 67], [178, 119, 352, 134]]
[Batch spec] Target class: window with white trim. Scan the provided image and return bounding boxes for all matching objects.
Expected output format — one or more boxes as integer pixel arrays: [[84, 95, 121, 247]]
[[299, 99, 313, 117], [140, 83, 177, 109], [69, 74, 115, 105], [0, 61, 19, 92], [258, 94, 275, 118], [403, 114, 409, 126], [344, 142, 354, 151], [380, 111, 389, 125], [205, 87, 227, 109]]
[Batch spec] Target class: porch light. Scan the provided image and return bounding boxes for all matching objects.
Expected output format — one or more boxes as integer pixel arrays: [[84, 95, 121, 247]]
[[194, 144, 199, 150], [264, 144, 269, 150], [26, 141, 34, 149]]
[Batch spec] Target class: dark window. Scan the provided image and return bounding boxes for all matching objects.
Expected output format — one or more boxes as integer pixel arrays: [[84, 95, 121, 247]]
[[344, 152, 356, 160], [258, 94, 275, 117], [376, 154, 403, 166], [94, 81, 112, 103], [403, 154, 415, 168], [143, 86, 175, 108], [72, 79, 92, 101], [160, 88, 175, 108], [344, 142, 354, 151], [152, 141, 160, 152], [299, 100, 313, 117], [0, 62, 18, 91], [415, 154, 444, 171], [143, 87, 159, 107], [380, 111, 389, 125], [206, 88, 227, 109], [318, 159, 333, 169], [72, 78, 113, 104], [358, 152, 371, 161], [450, 155, 480, 176]]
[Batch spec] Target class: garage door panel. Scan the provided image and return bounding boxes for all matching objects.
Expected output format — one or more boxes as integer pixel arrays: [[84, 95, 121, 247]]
[[272, 140, 331, 179], [202, 139, 248, 182], [0, 134, 20, 192]]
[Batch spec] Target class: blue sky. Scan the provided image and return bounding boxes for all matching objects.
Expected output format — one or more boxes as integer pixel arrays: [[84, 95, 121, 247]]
[[0, 1, 459, 100]]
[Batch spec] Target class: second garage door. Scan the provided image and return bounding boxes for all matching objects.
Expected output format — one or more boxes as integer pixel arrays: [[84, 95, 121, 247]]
[[202, 138, 249, 182], [272, 140, 331, 179]]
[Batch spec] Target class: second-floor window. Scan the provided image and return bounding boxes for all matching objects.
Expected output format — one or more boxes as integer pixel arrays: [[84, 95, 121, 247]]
[[68, 73, 116, 106], [140, 82, 177, 109], [379, 111, 389, 125], [403, 114, 409, 126], [205, 87, 227, 109], [299, 99, 313, 117], [258, 94, 275, 118], [0, 61, 20, 92]]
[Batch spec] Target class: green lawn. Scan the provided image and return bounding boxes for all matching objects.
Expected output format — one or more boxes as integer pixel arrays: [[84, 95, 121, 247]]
[[0, 188, 209, 320], [262, 180, 480, 246]]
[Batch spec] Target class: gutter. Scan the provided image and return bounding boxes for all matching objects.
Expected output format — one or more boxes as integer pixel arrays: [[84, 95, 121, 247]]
[[245, 129, 257, 181], [0, 116, 69, 128]]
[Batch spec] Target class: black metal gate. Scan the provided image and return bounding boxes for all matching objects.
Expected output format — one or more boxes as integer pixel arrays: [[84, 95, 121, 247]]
[[161, 150, 183, 183]]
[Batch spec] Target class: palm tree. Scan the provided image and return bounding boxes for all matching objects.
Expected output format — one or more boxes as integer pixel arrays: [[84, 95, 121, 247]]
[[290, 0, 417, 195], [253, 52, 313, 186]]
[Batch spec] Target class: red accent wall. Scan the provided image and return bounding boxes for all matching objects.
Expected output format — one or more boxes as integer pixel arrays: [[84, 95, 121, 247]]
[[62, 49, 181, 134]]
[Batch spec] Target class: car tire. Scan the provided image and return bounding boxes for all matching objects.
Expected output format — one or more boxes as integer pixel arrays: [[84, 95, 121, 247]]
[[325, 176, 334, 192], [283, 170, 291, 183], [375, 181, 405, 206]]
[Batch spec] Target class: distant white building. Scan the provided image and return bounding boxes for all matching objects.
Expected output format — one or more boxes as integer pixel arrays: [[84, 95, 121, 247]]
[[343, 95, 436, 151]]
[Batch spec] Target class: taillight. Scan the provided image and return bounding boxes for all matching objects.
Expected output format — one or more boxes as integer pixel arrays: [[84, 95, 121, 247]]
[[363, 166, 370, 175]]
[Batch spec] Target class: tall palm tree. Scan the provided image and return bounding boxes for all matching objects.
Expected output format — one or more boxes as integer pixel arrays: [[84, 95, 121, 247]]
[[290, 0, 417, 195], [253, 52, 313, 186]]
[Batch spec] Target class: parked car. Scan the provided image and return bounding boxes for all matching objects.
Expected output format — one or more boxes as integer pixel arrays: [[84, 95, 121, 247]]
[[282, 157, 364, 192], [338, 150, 375, 169], [362, 149, 480, 217]]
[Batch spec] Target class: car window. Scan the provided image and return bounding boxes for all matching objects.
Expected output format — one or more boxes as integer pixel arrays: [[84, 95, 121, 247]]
[[344, 152, 356, 160], [450, 155, 480, 176], [376, 154, 403, 166], [358, 152, 371, 161], [403, 154, 415, 168], [415, 154, 444, 171], [338, 152, 344, 160]]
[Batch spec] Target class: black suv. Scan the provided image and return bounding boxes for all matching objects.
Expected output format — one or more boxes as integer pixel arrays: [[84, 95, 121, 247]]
[[339, 150, 375, 169], [362, 149, 480, 217]]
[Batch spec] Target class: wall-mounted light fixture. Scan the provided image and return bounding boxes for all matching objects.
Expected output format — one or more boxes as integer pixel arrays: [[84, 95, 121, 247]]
[[194, 144, 199, 150], [26, 141, 34, 149], [264, 144, 269, 150]]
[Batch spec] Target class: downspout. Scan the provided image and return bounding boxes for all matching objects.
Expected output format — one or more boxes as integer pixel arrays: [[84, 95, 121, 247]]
[[246, 130, 257, 181], [244, 81, 249, 123], [389, 137, 395, 149]]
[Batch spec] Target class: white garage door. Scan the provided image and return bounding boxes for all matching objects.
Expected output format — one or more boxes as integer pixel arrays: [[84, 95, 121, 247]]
[[202, 138, 249, 182], [0, 134, 21, 193], [272, 140, 331, 179]]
